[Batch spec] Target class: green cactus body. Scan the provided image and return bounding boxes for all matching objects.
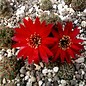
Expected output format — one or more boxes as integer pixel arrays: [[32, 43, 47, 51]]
[[71, 0, 86, 11], [40, 13, 62, 24], [0, 56, 24, 84], [0, 27, 14, 48], [57, 62, 75, 80], [40, 0, 53, 11], [0, 0, 12, 18], [64, 0, 72, 5]]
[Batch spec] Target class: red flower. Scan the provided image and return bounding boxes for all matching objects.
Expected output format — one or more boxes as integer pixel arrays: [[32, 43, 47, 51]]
[[12, 17, 56, 64], [52, 22, 83, 63]]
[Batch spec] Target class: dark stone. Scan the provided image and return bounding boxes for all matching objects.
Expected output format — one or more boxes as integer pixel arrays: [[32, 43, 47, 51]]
[[75, 63, 80, 70], [46, 82, 52, 86], [80, 65, 85, 69], [53, 81, 58, 86], [84, 74, 86, 80]]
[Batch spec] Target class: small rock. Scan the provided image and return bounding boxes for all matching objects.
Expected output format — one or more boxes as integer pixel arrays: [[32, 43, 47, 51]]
[[75, 57, 84, 63], [75, 74, 81, 80], [61, 80, 66, 86], [70, 80, 77, 86], [81, 21, 86, 27], [79, 81, 85, 86], [25, 75, 29, 80], [75, 63, 80, 70], [53, 67, 59, 72], [20, 67, 26, 74], [42, 68, 48, 74], [46, 82, 52, 86], [34, 64, 41, 70], [20, 74, 24, 78], [38, 80, 43, 86], [84, 74, 86, 80], [30, 76, 36, 82], [3, 78, 7, 84], [26, 82, 32, 86]]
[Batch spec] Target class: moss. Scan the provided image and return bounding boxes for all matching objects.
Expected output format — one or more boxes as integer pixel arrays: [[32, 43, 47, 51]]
[[0, 26, 14, 48], [40, 13, 62, 24], [40, 0, 53, 11], [71, 0, 86, 11]]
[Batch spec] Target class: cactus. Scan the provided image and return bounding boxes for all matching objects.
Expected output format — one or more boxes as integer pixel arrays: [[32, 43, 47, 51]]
[[40, 13, 62, 24], [71, 0, 86, 11], [0, 0, 13, 18], [0, 56, 24, 84], [64, 0, 72, 5], [40, 0, 53, 11], [57, 62, 75, 80], [0, 26, 14, 48]]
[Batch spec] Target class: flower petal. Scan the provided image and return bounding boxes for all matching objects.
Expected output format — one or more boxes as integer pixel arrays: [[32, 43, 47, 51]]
[[70, 27, 79, 38], [67, 48, 75, 59], [42, 37, 57, 45], [53, 48, 60, 62], [71, 44, 83, 50], [39, 46, 48, 63], [40, 24, 53, 38], [17, 47, 27, 58], [64, 22, 73, 35], [42, 46, 53, 56], [60, 50, 65, 63], [72, 39, 83, 44], [33, 49, 40, 64]]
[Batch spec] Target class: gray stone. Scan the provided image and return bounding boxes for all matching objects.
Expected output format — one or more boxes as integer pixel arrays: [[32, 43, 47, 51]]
[[26, 82, 32, 86], [75, 63, 81, 70], [70, 80, 77, 86], [53, 81, 58, 86], [75, 57, 84, 63], [20, 67, 26, 74], [75, 74, 81, 80], [84, 74, 86, 80], [46, 82, 52, 86]]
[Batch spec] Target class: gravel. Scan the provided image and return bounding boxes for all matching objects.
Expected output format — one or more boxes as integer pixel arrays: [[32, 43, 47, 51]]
[[0, 0, 86, 86]]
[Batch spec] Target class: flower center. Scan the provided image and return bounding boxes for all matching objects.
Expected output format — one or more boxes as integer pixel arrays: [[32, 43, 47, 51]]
[[26, 33, 41, 49], [59, 35, 71, 50]]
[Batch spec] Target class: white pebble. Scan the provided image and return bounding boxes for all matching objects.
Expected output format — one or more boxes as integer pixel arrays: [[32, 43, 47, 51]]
[[74, 20, 78, 24], [53, 67, 59, 72], [16, 6, 25, 16], [75, 57, 84, 63], [25, 76, 29, 80], [83, 9, 86, 13], [81, 70, 85, 75], [81, 21, 86, 27], [0, 55, 3, 60], [30, 76, 36, 82], [38, 80, 43, 86], [3, 78, 7, 84], [42, 68, 48, 74], [48, 78, 52, 82], [61, 80, 66, 86]]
